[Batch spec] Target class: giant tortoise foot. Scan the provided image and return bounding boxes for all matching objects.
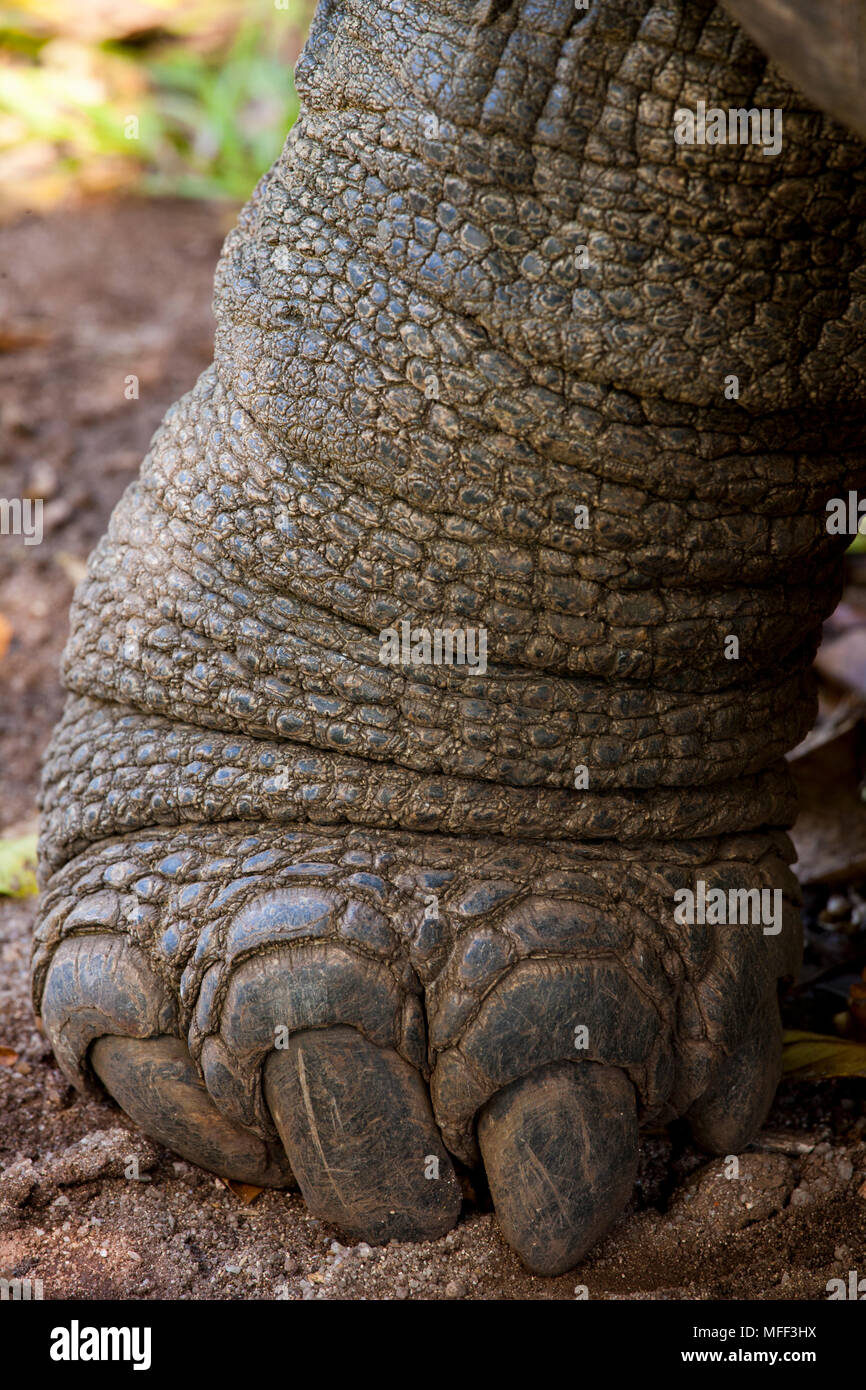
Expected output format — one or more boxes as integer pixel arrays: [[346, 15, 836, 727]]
[[32, 823, 800, 1275]]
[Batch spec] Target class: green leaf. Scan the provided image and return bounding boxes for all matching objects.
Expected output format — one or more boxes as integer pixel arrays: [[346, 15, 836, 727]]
[[0, 833, 38, 898], [782, 1029, 866, 1078]]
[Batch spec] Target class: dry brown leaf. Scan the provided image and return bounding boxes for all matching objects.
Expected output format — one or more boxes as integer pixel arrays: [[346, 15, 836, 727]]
[[0, 324, 53, 352], [789, 713, 866, 884], [219, 1178, 264, 1205], [0, 613, 12, 661], [816, 625, 866, 697], [787, 692, 866, 762], [822, 599, 866, 640], [0, 1047, 19, 1067]]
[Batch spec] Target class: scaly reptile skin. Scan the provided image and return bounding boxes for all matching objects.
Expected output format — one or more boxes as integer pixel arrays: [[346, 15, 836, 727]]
[[32, 0, 866, 1273]]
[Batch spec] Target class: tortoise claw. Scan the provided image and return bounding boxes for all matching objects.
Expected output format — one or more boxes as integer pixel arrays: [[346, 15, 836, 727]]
[[264, 1025, 462, 1244], [91, 1034, 293, 1186], [686, 990, 783, 1154], [477, 1062, 638, 1275]]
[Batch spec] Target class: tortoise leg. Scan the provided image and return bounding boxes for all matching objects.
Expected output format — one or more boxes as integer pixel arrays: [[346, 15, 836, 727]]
[[92, 1035, 292, 1187], [477, 1062, 638, 1276], [263, 1025, 462, 1243]]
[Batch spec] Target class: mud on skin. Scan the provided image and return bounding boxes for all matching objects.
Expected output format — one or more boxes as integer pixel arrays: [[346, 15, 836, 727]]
[[32, 0, 866, 1274]]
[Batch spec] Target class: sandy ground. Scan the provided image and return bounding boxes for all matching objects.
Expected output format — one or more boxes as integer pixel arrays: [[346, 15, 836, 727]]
[[2, 199, 866, 1301]]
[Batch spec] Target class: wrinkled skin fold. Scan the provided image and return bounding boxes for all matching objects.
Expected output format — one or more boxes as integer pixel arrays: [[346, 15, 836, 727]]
[[32, 0, 866, 1274]]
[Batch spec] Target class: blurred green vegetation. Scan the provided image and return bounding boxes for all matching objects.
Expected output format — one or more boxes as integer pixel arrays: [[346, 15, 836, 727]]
[[0, 0, 315, 215]]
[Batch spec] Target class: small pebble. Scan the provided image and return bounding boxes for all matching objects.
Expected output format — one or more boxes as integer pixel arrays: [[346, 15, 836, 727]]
[[444, 1279, 466, 1299], [826, 894, 850, 919]]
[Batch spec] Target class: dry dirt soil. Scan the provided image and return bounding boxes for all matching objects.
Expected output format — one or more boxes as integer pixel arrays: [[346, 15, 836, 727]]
[[1, 199, 865, 1302]]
